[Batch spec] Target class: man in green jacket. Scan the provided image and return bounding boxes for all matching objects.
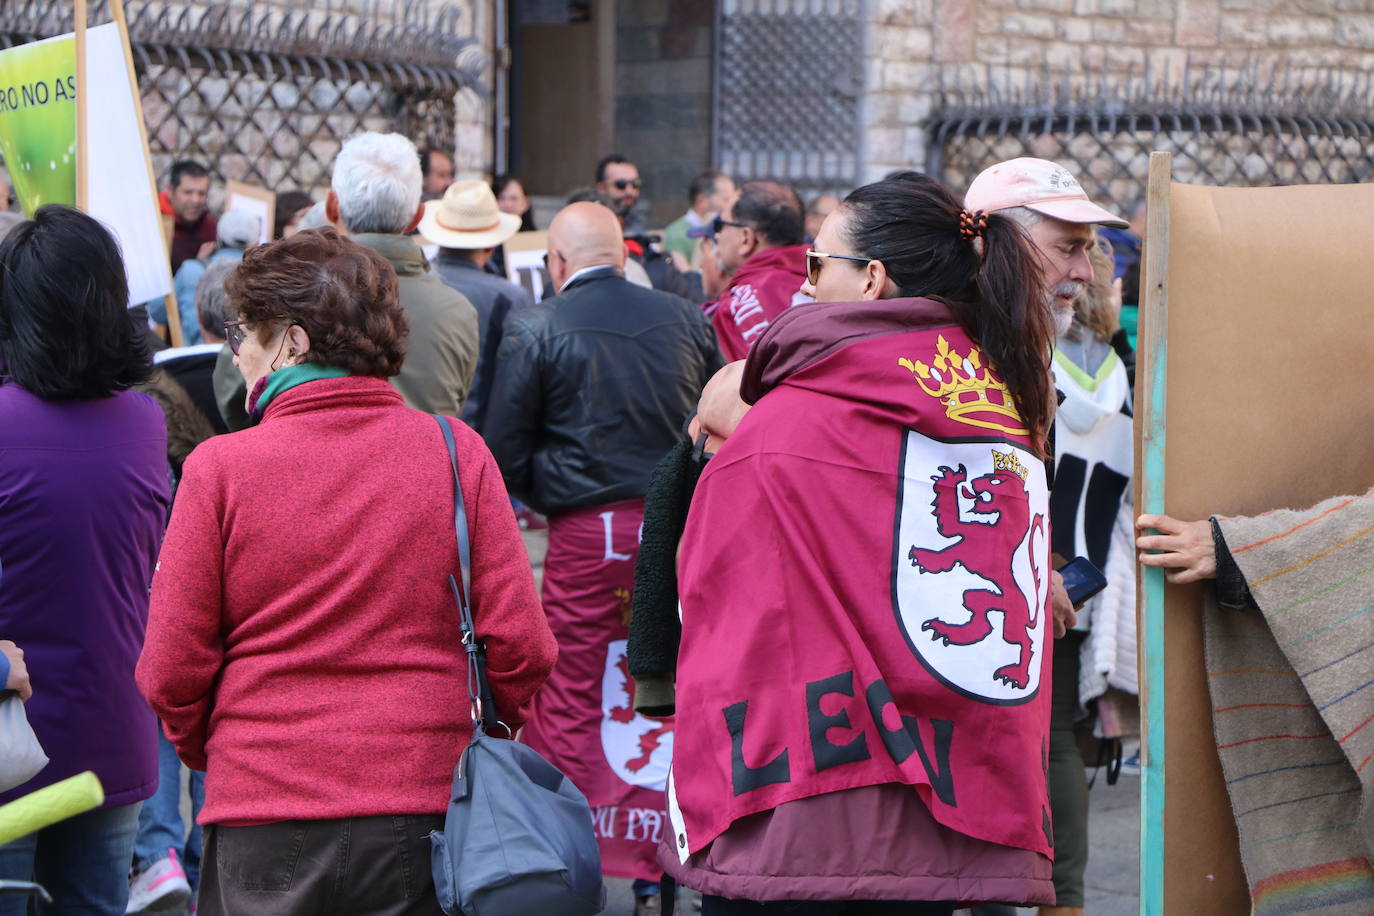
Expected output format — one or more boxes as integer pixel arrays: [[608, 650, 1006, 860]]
[[660, 170, 735, 264], [324, 132, 479, 419]]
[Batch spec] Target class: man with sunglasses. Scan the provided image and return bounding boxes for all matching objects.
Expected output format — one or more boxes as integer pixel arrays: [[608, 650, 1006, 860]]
[[698, 180, 811, 362], [595, 153, 646, 236]]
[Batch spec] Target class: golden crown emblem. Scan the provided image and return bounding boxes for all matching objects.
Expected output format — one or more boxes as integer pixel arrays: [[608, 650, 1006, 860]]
[[991, 449, 1029, 481], [898, 335, 1027, 435]]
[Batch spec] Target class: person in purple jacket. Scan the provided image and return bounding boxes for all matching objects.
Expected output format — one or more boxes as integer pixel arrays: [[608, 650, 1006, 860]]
[[0, 206, 169, 915]]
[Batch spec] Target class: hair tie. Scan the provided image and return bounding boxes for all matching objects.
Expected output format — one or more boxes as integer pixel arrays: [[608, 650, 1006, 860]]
[[959, 208, 989, 241]]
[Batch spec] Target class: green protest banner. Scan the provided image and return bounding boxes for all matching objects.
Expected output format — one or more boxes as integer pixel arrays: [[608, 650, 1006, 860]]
[[0, 34, 77, 216]]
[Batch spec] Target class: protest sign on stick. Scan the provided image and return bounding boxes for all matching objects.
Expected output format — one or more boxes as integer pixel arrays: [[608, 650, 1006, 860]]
[[226, 181, 275, 245], [1138, 151, 1374, 915], [0, 35, 79, 213], [503, 230, 550, 301], [0, 0, 179, 342]]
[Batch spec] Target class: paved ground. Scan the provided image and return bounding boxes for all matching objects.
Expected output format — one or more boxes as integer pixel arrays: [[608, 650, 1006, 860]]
[[523, 529, 1141, 916]]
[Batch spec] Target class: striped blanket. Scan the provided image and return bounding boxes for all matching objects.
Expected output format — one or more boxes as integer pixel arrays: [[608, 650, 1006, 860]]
[[1207, 489, 1374, 914]]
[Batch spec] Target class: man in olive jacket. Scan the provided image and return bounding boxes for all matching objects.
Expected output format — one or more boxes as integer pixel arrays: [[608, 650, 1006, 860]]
[[324, 132, 478, 418]]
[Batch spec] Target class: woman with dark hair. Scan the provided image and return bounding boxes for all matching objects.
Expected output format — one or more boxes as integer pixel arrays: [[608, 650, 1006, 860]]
[[136, 227, 557, 916], [272, 189, 315, 239], [0, 205, 169, 914], [663, 173, 1066, 914], [492, 174, 536, 232], [489, 175, 535, 278]]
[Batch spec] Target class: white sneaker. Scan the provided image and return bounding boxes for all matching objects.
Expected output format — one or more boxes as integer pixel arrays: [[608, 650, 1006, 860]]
[[126, 848, 192, 914]]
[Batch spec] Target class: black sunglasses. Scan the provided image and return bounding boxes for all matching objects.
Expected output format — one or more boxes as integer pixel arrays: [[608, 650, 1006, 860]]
[[708, 215, 749, 237], [612, 178, 642, 191]]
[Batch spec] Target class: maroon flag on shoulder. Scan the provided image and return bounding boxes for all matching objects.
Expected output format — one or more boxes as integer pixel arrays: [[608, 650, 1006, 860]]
[[520, 500, 673, 881], [668, 298, 1054, 862]]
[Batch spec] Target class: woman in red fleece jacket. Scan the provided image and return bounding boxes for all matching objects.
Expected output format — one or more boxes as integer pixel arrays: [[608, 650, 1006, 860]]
[[136, 228, 557, 916]]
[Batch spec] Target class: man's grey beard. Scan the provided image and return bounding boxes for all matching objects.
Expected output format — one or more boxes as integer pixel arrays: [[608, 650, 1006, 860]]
[[1050, 281, 1083, 336]]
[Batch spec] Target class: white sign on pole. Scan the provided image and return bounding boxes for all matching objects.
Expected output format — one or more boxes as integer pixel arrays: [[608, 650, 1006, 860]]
[[84, 22, 173, 307]]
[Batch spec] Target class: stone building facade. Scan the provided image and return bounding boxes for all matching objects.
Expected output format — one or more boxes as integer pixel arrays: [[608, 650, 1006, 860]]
[[4, 0, 1369, 221], [865, 0, 1374, 183], [499, 0, 1374, 224]]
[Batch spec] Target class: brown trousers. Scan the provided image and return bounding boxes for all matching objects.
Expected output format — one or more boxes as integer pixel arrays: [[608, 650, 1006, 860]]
[[197, 815, 445, 916]]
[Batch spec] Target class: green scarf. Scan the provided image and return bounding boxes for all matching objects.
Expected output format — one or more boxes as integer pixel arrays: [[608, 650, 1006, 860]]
[[251, 363, 350, 417]]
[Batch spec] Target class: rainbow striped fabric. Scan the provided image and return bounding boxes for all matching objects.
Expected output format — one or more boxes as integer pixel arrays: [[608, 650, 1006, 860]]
[[1207, 489, 1374, 914], [1253, 859, 1374, 915]]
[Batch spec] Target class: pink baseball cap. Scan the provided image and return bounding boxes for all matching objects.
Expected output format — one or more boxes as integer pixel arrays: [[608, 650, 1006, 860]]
[[965, 158, 1128, 228]]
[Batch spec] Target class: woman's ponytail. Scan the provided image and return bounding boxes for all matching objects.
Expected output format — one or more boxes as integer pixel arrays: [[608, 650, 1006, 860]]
[[967, 211, 1054, 455], [840, 174, 1055, 455]]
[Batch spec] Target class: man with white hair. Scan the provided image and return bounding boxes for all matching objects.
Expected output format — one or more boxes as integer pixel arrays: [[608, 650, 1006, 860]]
[[325, 132, 479, 417], [964, 158, 1128, 916], [964, 158, 1127, 339]]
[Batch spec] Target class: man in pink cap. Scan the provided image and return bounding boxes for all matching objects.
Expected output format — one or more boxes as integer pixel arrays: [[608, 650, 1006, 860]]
[[965, 158, 1128, 337], [967, 158, 1128, 916]]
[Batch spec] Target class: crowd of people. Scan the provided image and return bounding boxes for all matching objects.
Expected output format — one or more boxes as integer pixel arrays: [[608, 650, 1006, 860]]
[[1, 133, 1164, 916]]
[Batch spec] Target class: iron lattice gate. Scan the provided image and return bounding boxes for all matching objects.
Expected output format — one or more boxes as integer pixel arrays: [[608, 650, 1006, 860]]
[[712, 0, 865, 201], [0, 0, 484, 195], [926, 62, 1374, 215]]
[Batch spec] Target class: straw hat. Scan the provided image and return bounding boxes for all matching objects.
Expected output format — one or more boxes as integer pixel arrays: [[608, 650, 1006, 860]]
[[419, 179, 523, 249]]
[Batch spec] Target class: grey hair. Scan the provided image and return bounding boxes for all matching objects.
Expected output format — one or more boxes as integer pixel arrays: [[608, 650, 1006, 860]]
[[330, 132, 422, 234], [195, 259, 238, 339], [996, 206, 1047, 231]]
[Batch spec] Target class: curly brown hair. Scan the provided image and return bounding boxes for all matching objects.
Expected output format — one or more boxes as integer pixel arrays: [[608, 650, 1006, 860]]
[[225, 227, 408, 377], [1071, 238, 1121, 344]]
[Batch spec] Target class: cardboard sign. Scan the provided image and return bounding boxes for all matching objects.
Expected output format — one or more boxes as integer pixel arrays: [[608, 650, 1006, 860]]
[[1138, 154, 1374, 914], [504, 229, 550, 301], [225, 180, 275, 245]]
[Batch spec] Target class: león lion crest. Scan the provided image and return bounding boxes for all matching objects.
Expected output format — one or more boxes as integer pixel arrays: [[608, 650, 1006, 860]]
[[893, 434, 1050, 703]]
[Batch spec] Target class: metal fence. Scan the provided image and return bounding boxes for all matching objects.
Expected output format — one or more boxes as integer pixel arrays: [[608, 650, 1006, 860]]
[[712, 0, 866, 201], [0, 0, 484, 195], [926, 61, 1374, 214]]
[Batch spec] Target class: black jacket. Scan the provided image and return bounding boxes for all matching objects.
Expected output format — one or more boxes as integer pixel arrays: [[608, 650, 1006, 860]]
[[483, 267, 723, 516]]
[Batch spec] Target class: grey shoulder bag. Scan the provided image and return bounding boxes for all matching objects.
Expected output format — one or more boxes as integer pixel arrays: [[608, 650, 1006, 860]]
[[428, 415, 606, 916]]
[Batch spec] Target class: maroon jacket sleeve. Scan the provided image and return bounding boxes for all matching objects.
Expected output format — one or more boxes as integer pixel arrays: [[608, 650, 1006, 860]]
[[136, 447, 226, 771], [456, 424, 557, 732], [710, 291, 748, 363]]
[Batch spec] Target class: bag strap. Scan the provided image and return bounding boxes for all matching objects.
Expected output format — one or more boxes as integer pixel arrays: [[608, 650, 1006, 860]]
[[433, 415, 502, 735], [436, 415, 474, 611]]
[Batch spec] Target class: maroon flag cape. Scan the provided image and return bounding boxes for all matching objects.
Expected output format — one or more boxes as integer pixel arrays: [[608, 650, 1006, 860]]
[[669, 298, 1054, 861], [520, 500, 673, 881]]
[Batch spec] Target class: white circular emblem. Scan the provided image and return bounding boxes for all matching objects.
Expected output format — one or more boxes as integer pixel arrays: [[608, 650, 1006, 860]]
[[893, 431, 1050, 704]]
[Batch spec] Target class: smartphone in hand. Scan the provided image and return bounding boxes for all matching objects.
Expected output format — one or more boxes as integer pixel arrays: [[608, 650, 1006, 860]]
[[1060, 556, 1108, 607]]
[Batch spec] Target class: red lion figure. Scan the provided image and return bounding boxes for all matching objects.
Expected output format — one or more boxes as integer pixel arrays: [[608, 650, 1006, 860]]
[[908, 463, 1044, 689]]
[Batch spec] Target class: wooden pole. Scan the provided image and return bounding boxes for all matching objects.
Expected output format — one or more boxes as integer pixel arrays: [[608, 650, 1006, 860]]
[[1137, 150, 1172, 916], [108, 0, 183, 347], [73, 0, 88, 211]]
